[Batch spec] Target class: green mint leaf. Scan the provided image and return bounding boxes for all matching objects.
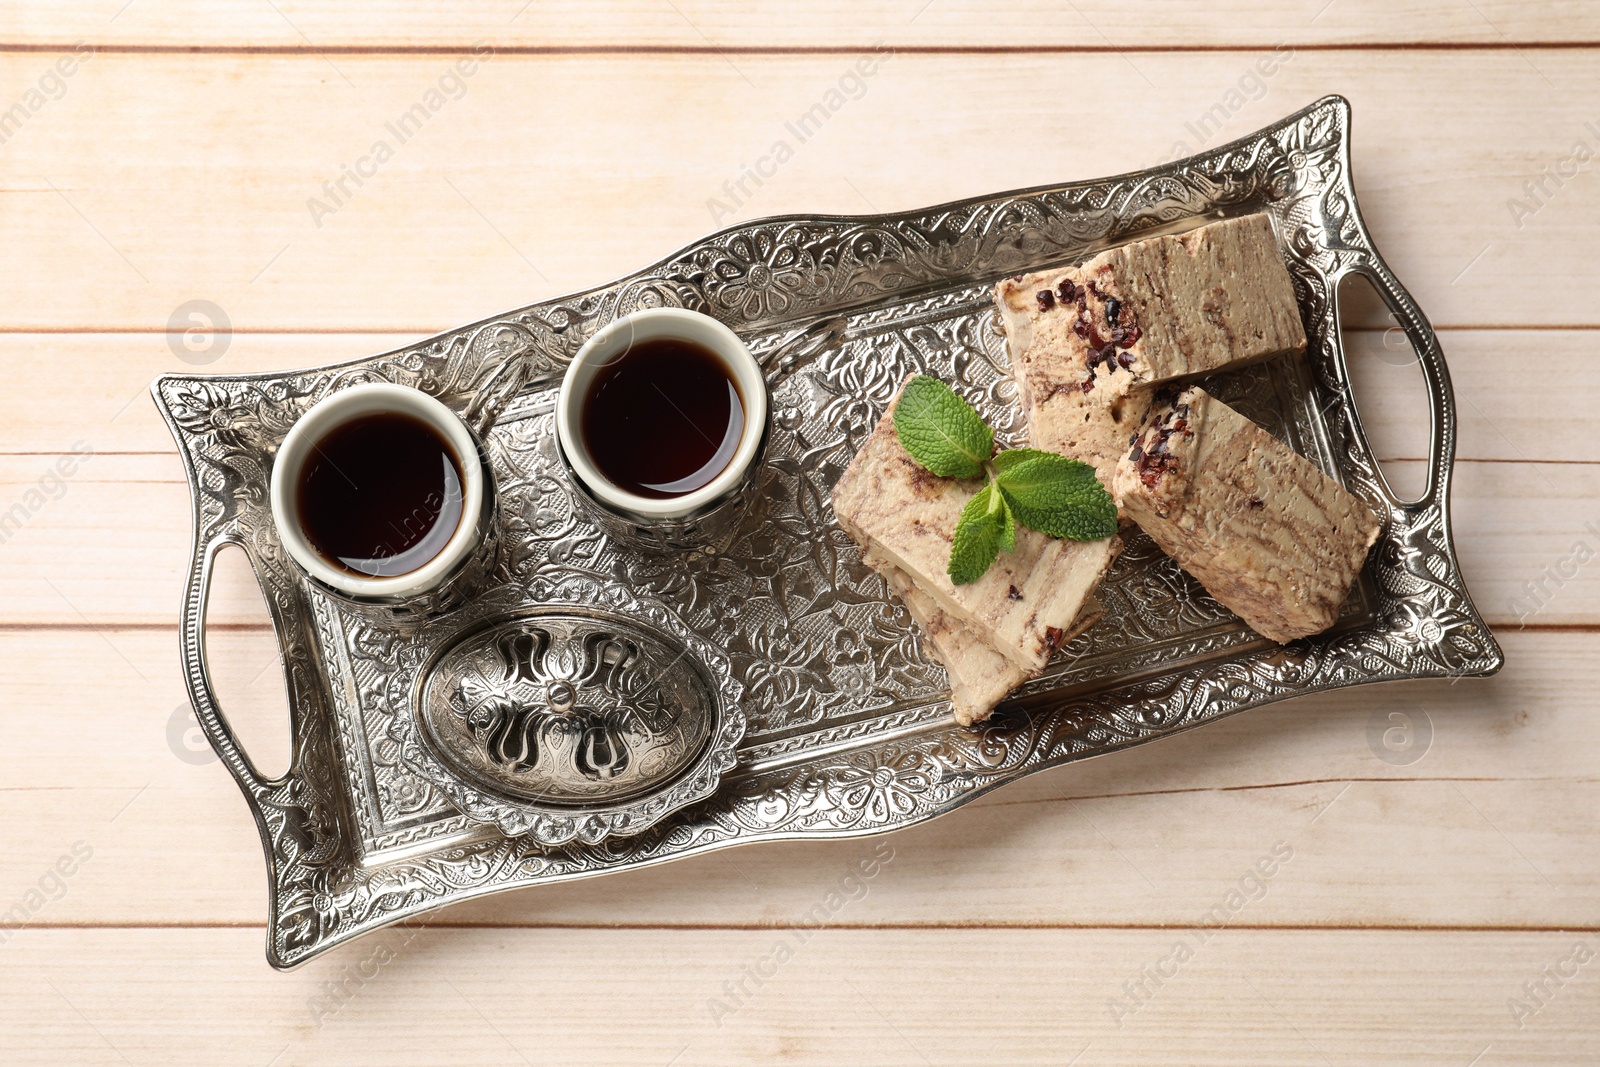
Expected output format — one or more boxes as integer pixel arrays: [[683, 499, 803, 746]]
[[893, 375, 993, 480], [948, 481, 1004, 585], [998, 490, 1017, 555], [991, 447, 1058, 474], [994, 448, 1118, 541]]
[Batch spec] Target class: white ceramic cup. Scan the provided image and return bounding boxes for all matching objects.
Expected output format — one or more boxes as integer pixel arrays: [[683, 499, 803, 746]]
[[270, 382, 491, 603], [555, 308, 768, 523]]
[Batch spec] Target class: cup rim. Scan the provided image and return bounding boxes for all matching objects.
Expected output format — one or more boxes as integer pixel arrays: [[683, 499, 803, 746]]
[[268, 382, 486, 599], [554, 308, 769, 519]]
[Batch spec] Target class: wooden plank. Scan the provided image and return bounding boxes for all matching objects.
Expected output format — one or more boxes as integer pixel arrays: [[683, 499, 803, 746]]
[[1427, 458, 1600, 630], [1, 626, 1593, 927], [0, 451, 1589, 626], [1, 15, 1585, 1059], [0, 333, 411, 456], [3, 329, 1594, 462], [0, 927, 1593, 1065], [0, 52, 1594, 331], [0, 453, 194, 626], [8, 1, 1600, 49]]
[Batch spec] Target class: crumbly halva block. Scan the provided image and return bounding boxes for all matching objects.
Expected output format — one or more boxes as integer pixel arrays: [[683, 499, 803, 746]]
[[831, 379, 1120, 673], [880, 560, 1104, 727], [995, 263, 1149, 490], [994, 213, 1306, 488], [1113, 386, 1383, 643], [1075, 213, 1307, 400]]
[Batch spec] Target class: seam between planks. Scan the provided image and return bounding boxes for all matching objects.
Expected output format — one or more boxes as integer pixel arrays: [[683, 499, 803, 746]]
[[4, 43, 1600, 56], [9, 921, 1600, 933]]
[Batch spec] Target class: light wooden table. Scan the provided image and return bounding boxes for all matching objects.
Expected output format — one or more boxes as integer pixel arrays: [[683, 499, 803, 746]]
[[1, 4, 1595, 1064]]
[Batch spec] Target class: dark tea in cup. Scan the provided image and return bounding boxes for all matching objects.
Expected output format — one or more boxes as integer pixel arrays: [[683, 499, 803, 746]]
[[580, 338, 746, 500], [269, 382, 492, 605], [296, 411, 465, 577]]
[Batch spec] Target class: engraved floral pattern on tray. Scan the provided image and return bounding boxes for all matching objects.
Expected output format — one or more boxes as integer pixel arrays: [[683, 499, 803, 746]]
[[152, 97, 1502, 969]]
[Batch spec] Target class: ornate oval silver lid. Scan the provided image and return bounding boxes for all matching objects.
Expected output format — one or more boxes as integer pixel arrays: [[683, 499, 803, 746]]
[[400, 579, 745, 845]]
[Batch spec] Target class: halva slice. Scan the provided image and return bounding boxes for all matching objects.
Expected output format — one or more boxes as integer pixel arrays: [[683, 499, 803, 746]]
[[1073, 213, 1307, 401], [881, 559, 1104, 726], [995, 264, 1150, 489], [832, 378, 1119, 674], [1113, 386, 1383, 643], [994, 213, 1306, 488]]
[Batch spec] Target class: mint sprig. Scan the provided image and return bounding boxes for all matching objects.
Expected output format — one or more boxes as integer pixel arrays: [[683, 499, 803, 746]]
[[892, 375, 993, 479], [949, 482, 1007, 585], [893, 375, 1117, 585], [993, 448, 1119, 541]]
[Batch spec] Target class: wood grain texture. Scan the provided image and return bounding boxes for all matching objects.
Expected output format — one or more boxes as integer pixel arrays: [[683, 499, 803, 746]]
[[1, 928, 1594, 1066], [0, 625, 1591, 927], [0, 8, 1590, 1063], [0, 51, 1593, 332], [7, 0, 1600, 49]]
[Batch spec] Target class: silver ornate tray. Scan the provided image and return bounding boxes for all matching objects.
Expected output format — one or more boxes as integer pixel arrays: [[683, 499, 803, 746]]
[[153, 96, 1502, 969]]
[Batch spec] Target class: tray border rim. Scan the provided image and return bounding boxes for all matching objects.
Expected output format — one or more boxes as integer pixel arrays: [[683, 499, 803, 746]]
[[150, 93, 1505, 969]]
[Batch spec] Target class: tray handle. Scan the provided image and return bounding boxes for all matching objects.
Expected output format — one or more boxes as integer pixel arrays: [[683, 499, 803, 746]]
[[1331, 257, 1458, 516], [178, 534, 291, 801]]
